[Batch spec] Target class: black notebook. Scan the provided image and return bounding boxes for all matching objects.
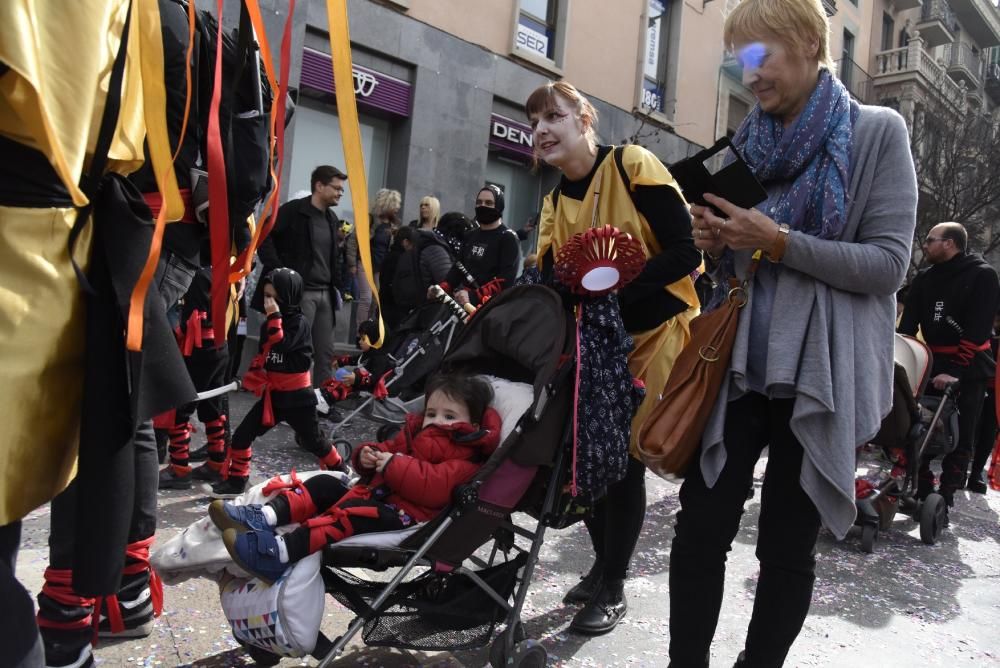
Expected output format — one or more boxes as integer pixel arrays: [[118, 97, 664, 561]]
[[669, 137, 767, 217]]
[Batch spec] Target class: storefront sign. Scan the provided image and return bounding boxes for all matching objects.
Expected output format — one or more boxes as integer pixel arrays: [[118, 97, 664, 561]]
[[300, 48, 412, 118], [645, 0, 665, 80], [489, 114, 534, 160], [516, 21, 549, 58]]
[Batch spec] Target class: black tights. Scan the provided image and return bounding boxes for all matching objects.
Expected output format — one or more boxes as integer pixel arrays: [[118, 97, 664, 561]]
[[583, 456, 647, 581]]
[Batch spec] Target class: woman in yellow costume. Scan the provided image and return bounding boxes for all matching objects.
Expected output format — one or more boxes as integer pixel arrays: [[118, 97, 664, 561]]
[[527, 81, 699, 635]]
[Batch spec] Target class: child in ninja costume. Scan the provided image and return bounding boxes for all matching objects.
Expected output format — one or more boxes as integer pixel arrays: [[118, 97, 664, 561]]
[[210, 268, 347, 499], [209, 371, 500, 582]]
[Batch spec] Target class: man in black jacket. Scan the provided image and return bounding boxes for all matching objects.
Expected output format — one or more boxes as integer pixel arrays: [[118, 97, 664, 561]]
[[257, 166, 346, 386], [899, 222, 1000, 504]]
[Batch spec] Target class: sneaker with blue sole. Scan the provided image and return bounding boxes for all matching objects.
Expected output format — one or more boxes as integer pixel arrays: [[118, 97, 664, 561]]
[[209, 500, 270, 534], [222, 528, 287, 584]]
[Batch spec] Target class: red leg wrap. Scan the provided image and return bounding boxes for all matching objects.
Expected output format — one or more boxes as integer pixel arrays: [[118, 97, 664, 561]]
[[262, 470, 317, 524], [168, 422, 192, 472], [204, 416, 229, 463], [318, 446, 343, 470], [228, 447, 252, 479], [304, 504, 381, 553]]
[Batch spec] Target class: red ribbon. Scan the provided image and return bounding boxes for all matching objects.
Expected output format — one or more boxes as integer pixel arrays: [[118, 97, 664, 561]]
[[142, 189, 195, 223], [242, 367, 312, 426], [207, 0, 231, 350], [179, 309, 215, 356], [373, 370, 393, 400]]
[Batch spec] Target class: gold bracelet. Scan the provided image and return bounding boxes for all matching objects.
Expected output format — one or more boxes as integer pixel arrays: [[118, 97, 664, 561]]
[[764, 224, 790, 263]]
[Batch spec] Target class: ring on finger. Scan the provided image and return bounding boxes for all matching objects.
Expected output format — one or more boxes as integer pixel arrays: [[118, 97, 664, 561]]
[[714, 227, 720, 238]]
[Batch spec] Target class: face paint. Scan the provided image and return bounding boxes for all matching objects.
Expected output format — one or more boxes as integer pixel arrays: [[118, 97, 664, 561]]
[[738, 42, 767, 70]]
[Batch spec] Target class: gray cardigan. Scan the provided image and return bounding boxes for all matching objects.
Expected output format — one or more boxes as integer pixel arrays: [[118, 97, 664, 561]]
[[699, 105, 917, 539]]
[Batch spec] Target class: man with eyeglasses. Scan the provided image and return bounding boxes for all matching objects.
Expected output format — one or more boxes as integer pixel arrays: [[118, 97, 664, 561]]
[[255, 165, 348, 386], [899, 222, 1000, 503]]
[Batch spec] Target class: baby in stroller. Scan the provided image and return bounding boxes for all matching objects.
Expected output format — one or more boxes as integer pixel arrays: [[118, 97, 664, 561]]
[[210, 371, 501, 583]]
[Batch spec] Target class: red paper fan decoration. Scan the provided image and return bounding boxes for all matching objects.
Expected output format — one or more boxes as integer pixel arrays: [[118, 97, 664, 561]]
[[554, 224, 646, 296]]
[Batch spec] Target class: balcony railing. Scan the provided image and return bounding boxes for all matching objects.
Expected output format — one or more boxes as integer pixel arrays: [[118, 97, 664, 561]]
[[984, 61, 1000, 102], [835, 56, 873, 103], [873, 44, 967, 105], [944, 42, 984, 86], [917, 0, 960, 47]]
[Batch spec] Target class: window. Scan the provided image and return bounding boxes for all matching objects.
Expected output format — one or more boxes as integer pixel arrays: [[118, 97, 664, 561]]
[[881, 13, 894, 51], [640, 0, 673, 114], [842, 28, 856, 88], [516, 0, 559, 62], [726, 96, 750, 137]]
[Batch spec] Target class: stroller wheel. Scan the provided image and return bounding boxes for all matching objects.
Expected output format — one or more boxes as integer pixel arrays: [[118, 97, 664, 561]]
[[919, 493, 947, 545], [510, 639, 547, 668], [860, 523, 878, 554], [490, 623, 526, 668], [332, 438, 354, 462]]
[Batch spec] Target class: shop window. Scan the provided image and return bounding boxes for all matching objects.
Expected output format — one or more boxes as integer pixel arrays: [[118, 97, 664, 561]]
[[640, 0, 674, 115], [515, 0, 563, 64]]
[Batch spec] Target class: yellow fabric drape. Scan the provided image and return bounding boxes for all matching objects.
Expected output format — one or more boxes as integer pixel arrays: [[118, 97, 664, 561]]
[[326, 0, 385, 347], [0, 0, 172, 523], [536, 145, 700, 452]]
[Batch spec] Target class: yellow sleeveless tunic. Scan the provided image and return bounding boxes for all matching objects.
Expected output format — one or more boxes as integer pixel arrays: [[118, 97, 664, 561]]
[[537, 145, 699, 454]]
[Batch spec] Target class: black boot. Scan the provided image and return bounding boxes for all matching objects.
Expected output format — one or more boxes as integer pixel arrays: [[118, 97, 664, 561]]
[[967, 470, 988, 494], [568, 578, 627, 635], [563, 559, 604, 604]]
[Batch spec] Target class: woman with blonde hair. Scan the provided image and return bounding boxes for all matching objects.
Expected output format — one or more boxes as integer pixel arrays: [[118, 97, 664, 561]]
[[527, 80, 700, 634], [668, 0, 917, 665], [417, 195, 440, 230], [354, 188, 402, 324]]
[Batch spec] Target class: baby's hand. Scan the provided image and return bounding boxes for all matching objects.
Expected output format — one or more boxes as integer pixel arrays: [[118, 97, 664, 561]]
[[358, 446, 379, 469], [374, 451, 393, 473]]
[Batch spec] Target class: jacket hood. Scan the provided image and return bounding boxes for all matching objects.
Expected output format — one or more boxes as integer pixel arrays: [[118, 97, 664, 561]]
[[264, 267, 304, 314], [404, 406, 503, 456]]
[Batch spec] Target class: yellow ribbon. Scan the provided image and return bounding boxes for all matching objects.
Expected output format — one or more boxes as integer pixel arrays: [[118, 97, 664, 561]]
[[326, 0, 384, 348]]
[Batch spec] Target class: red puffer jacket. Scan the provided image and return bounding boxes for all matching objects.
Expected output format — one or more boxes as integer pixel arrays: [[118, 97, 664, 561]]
[[349, 408, 502, 521]]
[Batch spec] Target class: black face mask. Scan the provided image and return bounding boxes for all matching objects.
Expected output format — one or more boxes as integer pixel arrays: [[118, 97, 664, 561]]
[[475, 206, 502, 224]]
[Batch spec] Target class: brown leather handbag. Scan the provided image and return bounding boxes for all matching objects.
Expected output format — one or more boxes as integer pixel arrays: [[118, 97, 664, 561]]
[[637, 258, 757, 478]]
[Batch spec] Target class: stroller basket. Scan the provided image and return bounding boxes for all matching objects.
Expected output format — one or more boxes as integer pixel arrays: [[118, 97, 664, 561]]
[[324, 553, 527, 651]]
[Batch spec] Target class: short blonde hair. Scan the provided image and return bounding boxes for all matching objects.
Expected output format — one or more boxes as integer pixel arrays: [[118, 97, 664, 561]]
[[525, 81, 600, 152], [372, 188, 401, 216], [724, 0, 833, 72], [419, 195, 440, 227]]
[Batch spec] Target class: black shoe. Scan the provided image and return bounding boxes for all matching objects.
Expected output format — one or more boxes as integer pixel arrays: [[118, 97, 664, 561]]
[[97, 578, 155, 639], [43, 642, 94, 668], [568, 579, 627, 635], [188, 445, 209, 462], [734, 651, 748, 667], [563, 560, 604, 604], [190, 462, 223, 483], [967, 471, 988, 494], [210, 476, 248, 499], [158, 466, 192, 490]]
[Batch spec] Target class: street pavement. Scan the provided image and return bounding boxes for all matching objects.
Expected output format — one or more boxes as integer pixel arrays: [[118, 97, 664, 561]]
[[15, 389, 1000, 667]]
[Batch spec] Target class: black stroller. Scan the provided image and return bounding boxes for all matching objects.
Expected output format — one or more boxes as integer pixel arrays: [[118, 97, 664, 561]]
[[322, 299, 466, 440], [243, 285, 581, 667], [855, 333, 959, 552]]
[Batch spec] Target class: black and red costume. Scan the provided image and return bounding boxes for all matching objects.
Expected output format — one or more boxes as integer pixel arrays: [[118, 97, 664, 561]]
[[899, 251, 1000, 498], [222, 269, 343, 487], [163, 267, 231, 479], [261, 407, 501, 561]]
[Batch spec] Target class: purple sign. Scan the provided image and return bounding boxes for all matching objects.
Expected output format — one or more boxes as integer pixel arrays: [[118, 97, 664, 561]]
[[300, 48, 412, 118], [489, 113, 534, 159]]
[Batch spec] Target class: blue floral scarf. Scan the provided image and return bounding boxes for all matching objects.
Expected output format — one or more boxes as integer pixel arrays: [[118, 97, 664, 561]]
[[733, 68, 859, 238]]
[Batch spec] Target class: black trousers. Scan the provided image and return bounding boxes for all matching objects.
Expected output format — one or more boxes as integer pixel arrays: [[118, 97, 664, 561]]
[[669, 393, 821, 668], [1, 521, 43, 667], [920, 378, 987, 494], [583, 456, 647, 581], [231, 400, 328, 459], [971, 385, 996, 479]]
